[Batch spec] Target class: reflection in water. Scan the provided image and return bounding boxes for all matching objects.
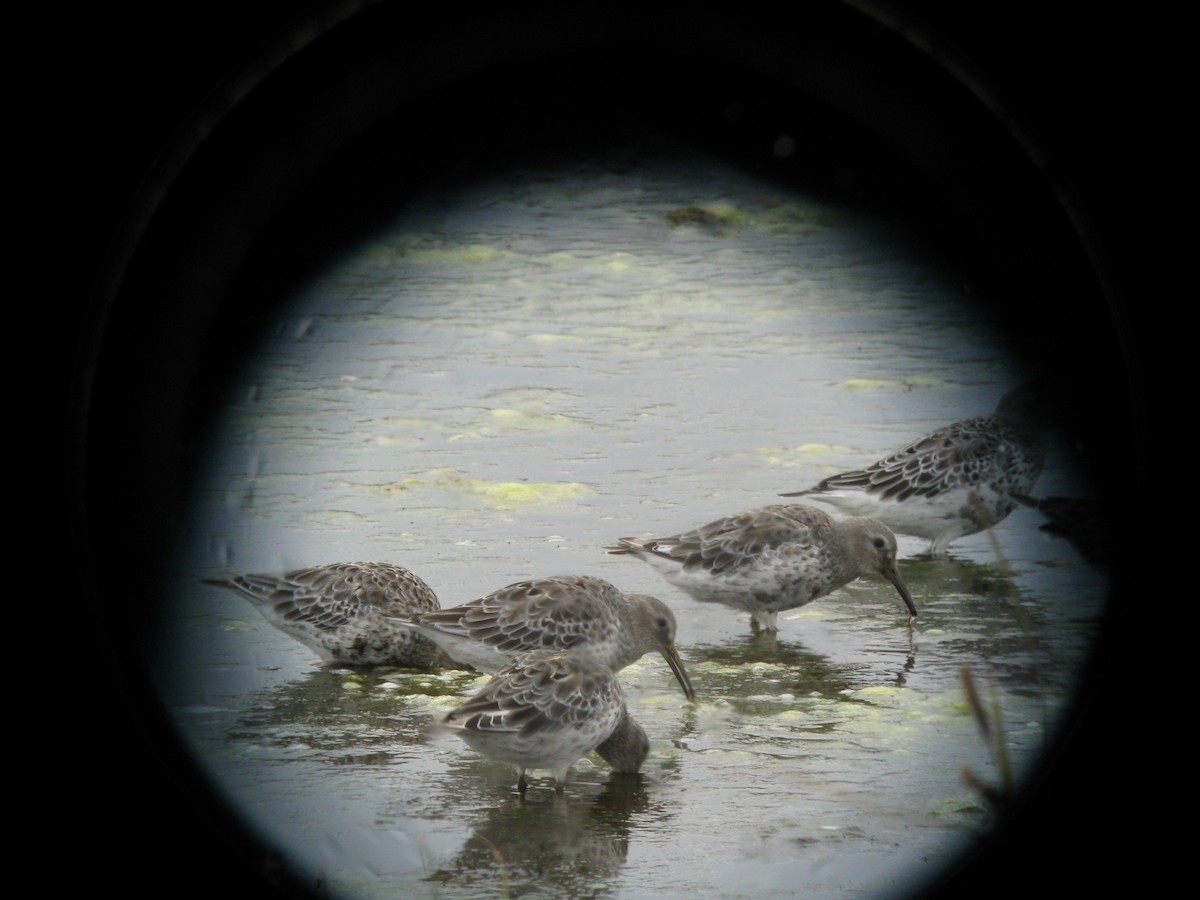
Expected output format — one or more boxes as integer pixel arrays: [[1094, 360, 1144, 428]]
[[1012, 494, 1113, 569], [709, 629, 916, 690], [428, 776, 654, 896], [227, 667, 483, 755]]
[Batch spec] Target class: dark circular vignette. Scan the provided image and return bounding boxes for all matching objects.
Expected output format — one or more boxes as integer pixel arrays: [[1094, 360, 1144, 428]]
[[65, 2, 1146, 898]]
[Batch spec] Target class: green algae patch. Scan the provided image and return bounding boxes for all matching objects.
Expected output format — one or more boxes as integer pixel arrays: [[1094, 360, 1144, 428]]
[[666, 200, 842, 237], [782, 603, 837, 622], [666, 203, 752, 235], [900, 376, 940, 389], [927, 798, 989, 817], [851, 685, 910, 706], [667, 205, 744, 226], [446, 406, 587, 440], [790, 443, 850, 455], [395, 244, 512, 265], [839, 378, 898, 391], [375, 471, 594, 508], [468, 480, 594, 507], [606, 252, 640, 271], [838, 376, 941, 392], [757, 199, 845, 234], [355, 236, 513, 266]]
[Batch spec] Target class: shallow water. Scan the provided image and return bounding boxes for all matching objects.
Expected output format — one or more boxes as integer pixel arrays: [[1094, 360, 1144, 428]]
[[154, 150, 1105, 899]]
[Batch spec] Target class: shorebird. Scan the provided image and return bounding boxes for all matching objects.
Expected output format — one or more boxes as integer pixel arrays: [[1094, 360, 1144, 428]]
[[205, 561, 450, 667], [610, 503, 917, 633], [388, 574, 695, 701], [781, 383, 1048, 556], [442, 648, 650, 794]]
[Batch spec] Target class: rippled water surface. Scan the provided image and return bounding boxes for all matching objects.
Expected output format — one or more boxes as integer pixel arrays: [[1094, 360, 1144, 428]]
[[155, 151, 1105, 898]]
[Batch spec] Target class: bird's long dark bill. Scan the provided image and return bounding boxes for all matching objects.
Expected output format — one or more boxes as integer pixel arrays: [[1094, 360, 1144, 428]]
[[885, 567, 918, 618], [663, 643, 697, 702]]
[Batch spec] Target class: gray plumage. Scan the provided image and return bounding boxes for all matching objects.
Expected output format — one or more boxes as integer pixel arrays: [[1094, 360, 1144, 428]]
[[205, 561, 451, 667], [611, 503, 916, 633], [781, 384, 1049, 556], [442, 649, 650, 794], [389, 575, 695, 701]]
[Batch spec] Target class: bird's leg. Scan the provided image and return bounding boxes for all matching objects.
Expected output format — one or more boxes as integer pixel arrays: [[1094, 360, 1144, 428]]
[[751, 610, 779, 633]]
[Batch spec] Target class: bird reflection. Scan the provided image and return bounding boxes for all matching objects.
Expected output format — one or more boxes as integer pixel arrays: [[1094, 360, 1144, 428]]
[[894, 636, 917, 687], [896, 552, 1023, 600], [685, 633, 828, 668], [226, 666, 482, 754], [683, 637, 863, 705], [426, 775, 656, 896], [1012, 493, 1112, 568]]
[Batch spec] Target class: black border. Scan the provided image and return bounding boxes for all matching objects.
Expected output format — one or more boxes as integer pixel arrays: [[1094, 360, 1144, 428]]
[[63, 2, 1147, 896]]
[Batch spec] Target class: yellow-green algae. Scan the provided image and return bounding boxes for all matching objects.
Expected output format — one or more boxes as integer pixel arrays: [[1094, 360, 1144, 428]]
[[758, 198, 847, 233], [839, 378, 899, 391], [483, 407, 580, 428], [605, 252, 639, 271], [723, 442, 858, 471], [375, 471, 594, 508], [789, 443, 851, 455], [837, 376, 941, 391], [395, 244, 512, 265], [665, 203, 751, 232], [665, 200, 847, 237], [443, 407, 587, 440], [838, 684, 1018, 749]]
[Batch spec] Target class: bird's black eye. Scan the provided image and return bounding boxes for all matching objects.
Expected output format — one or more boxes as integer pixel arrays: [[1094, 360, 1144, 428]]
[[873, 538, 885, 549], [657, 617, 669, 629]]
